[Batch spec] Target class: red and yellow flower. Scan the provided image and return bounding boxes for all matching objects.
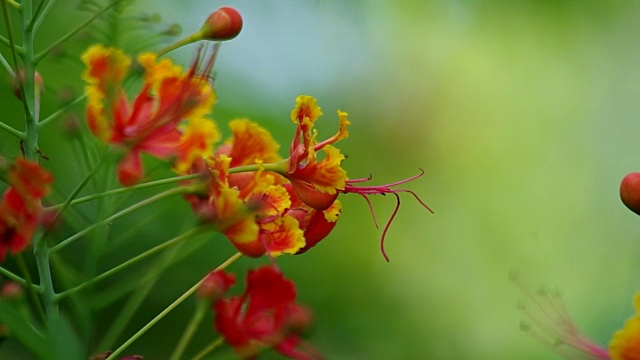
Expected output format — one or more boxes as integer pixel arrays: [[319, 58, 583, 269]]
[[183, 119, 307, 257], [82, 45, 217, 186]]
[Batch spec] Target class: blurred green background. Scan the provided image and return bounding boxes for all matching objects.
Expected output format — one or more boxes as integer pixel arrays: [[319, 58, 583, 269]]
[[2, 0, 640, 359]]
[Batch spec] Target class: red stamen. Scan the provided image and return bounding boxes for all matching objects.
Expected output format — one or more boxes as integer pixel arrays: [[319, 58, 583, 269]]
[[341, 170, 433, 262]]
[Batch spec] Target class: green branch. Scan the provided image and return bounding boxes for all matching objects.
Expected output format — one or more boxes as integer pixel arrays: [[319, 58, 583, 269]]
[[35, 0, 125, 63], [0, 121, 25, 139], [45, 173, 201, 210], [55, 227, 207, 301], [38, 94, 86, 129], [49, 186, 188, 254], [106, 252, 243, 360]]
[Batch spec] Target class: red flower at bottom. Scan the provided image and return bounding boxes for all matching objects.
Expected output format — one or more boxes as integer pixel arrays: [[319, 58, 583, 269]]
[[213, 266, 320, 359]]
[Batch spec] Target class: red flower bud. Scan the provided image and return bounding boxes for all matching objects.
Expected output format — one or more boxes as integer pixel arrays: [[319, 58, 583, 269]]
[[198, 270, 236, 301], [1, 282, 22, 301], [620, 172, 640, 215], [200, 7, 243, 41], [12, 70, 44, 101]]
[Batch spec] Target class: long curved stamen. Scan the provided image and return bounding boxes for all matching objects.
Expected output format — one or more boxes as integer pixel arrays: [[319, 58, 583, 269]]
[[341, 170, 433, 261]]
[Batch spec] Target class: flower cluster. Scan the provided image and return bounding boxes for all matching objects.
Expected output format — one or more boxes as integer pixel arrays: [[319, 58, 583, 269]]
[[79, 42, 430, 356], [0, 4, 431, 359], [0, 158, 52, 262]]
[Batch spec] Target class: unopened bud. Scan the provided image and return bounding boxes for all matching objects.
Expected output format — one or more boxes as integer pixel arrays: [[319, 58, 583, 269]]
[[197, 270, 235, 301], [1, 282, 22, 301], [620, 172, 640, 215], [12, 70, 44, 101], [199, 7, 243, 41], [285, 304, 314, 335]]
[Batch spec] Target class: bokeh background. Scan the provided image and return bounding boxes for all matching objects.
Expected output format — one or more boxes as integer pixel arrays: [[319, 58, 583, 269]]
[[2, 0, 640, 359]]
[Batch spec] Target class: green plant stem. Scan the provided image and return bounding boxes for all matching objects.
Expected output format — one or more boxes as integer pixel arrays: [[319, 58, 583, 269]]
[[51, 149, 115, 225], [55, 227, 207, 301], [38, 94, 86, 128], [0, 121, 24, 139], [35, 0, 125, 63], [0, 50, 15, 75], [170, 300, 209, 360], [0, 266, 28, 286], [190, 337, 224, 360], [49, 186, 188, 254], [15, 254, 46, 324], [105, 252, 243, 360], [32, 0, 55, 33], [230, 159, 289, 175], [45, 173, 201, 210], [20, 0, 41, 160], [33, 236, 57, 317], [26, 0, 47, 31], [6, 0, 20, 9], [93, 238, 203, 351], [156, 32, 202, 57]]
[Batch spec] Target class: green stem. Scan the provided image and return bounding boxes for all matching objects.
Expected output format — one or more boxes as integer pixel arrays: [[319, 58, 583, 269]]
[[170, 300, 209, 360], [0, 266, 28, 287], [38, 94, 86, 129], [0, 50, 15, 75], [32, 0, 55, 33], [94, 234, 208, 351], [190, 337, 224, 360], [50, 149, 115, 224], [55, 227, 206, 301], [0, 121, 24, 139], [26, 0, 47, 31], [105, 252, 243, 360], [33, 237, 57, 317], [45, 173, 201, 210], [230, 159, 288, 175], [6, 0, 20, 9], [20, 0, 40, 160], [35, 0, 125, 63], [15, 254, 46, 324], [156, 32, 202, 57], [49, 186, 188, 254]]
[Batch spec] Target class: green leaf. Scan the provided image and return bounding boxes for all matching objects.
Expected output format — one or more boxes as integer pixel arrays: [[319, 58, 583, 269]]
[[0, 299, 50, 359]]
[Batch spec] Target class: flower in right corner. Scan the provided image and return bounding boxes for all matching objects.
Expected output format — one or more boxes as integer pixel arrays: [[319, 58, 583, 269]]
[[513, 273, 640, 360], [609, 293, 640, 360]]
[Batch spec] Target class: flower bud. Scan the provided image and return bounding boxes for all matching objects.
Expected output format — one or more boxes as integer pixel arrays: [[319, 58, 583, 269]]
[[197, 270, 236, 301], [620, 172, 640, 215], [1, 282, 22, 301], [199, 7, 243, 41], [12, 70, 44, 101]]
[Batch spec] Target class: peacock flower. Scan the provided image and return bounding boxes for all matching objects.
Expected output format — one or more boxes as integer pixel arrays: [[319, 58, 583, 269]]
[[82, 45, 217, 186], [284, 95, 349, 211], [173, 117, 220, 175], [187, 155, 304, 257], [0, 159, 53, 262], [262, 95, 431, 259], [212, 266, 320, 360]]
